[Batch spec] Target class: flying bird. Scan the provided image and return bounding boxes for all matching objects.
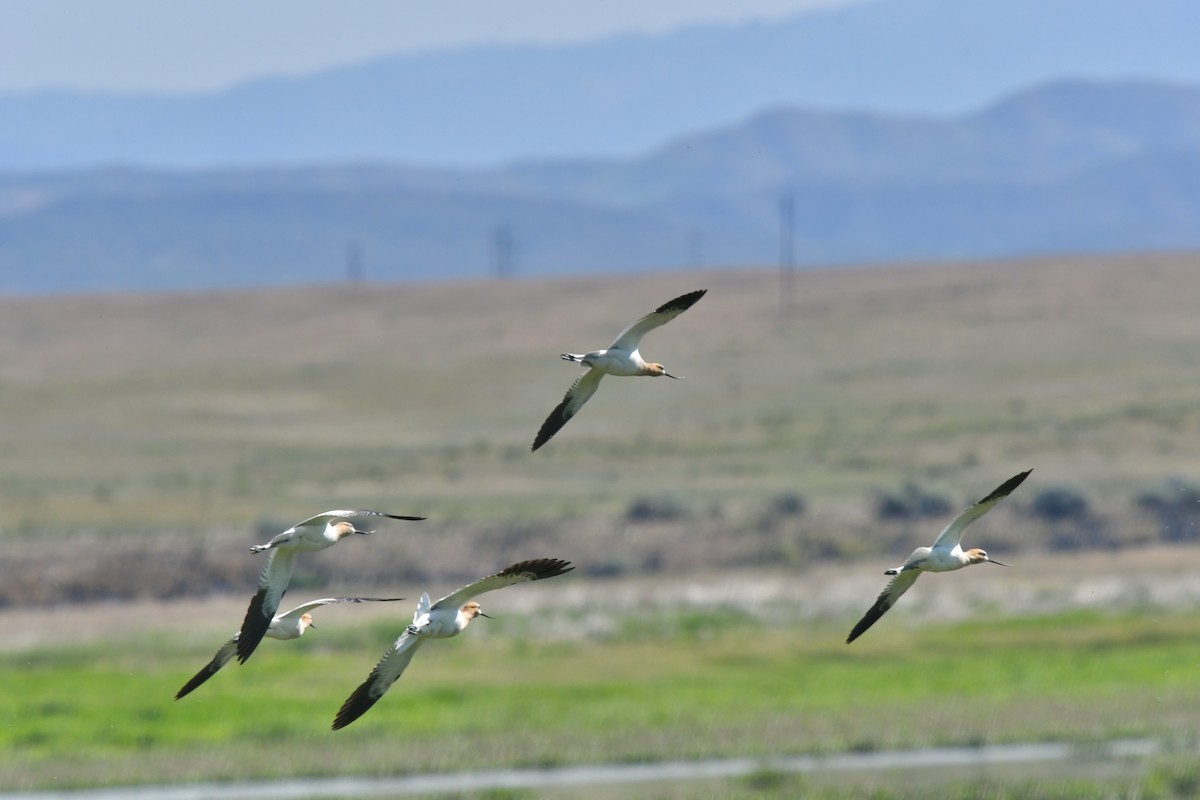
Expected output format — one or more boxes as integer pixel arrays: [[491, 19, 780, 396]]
[[175, 596, 404, 699], [236, 509, 424, 664], [332, 557, 573, 730], [532, 289, 706, 451], [846, 470, 1031, 644]]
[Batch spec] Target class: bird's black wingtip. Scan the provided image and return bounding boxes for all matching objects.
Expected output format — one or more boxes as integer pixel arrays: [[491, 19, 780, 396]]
[[331, 682, 376, 731], [531, 407, 567, 452], [656, 288, 707, 314], [979, 469, 1034, 504], [174, 671, 209, 700], [502, 557, 574, 581], [235, 588, 271, 664]]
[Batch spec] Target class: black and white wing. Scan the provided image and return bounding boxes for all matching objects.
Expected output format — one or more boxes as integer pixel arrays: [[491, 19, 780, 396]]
[[235, 548, 297, 664], [331, 630, 426, 730], [531, 370, 604, 451], [433, 558, 574, 611], [930, 470, 1032, 549], [846, 570, 922, 644], [609, 289, 706, 351], [292, 509, 426, 527], [175, 635, 239, 700], [274, 596, 405, 623]]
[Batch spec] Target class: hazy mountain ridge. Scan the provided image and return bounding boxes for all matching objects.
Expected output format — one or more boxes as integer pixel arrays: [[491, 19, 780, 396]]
[[2, 0, 1200, 169], [2, 79, 1200, 293]]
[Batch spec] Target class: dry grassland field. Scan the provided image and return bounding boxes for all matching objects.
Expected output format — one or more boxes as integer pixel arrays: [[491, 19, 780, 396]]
[[2, 253, 1200, 796]]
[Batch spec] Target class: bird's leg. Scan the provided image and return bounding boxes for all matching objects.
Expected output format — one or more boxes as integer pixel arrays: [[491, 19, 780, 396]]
[[249, 530, 294, 554]]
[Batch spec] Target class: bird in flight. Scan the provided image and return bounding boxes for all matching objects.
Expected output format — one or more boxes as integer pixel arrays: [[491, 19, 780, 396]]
[[846, 470, 1031, 644], [332, 557, 573, 730], [175, 596, 404, 699], [532, 289, 706, 451], [236, 509, 424, 664]]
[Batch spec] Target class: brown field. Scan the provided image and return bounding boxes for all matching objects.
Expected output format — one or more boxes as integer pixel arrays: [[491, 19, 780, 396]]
[[2, 253, 1200, 620]]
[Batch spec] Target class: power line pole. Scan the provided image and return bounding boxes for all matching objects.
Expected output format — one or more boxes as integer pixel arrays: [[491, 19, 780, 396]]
[[779, 191, 796, 317], [688, 228, 703, 269], [345, 240, 364, 283], [492, 224, 515, 279]]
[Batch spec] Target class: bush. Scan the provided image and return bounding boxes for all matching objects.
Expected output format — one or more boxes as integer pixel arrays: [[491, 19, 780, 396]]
[[624, 495, 690, 523], [1027, 485, 1114, 551], [1029, 486, 1090, 523], [874, 483, 952, 522], [767, 492, 807, 517], [1137, 476, 1200, 543], [754, 491, 808, 535]]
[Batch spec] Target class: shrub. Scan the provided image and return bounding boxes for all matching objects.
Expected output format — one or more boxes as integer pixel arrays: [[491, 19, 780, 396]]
[[767, 492, 807, 517], [1029, 486, 1090, 524], [874, 483, 952, 522], [624, 495, 690, 523], [1136, 476, 1200, 543]]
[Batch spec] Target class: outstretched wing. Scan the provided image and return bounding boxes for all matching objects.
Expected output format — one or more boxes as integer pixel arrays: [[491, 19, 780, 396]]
[[846, 570, 922, 644], [175, 636, 238, 700], [433, 558, 574, 611], [331, 631, 426, 730], [274, 596, 405, 623], [931, 470, 1032, 550], [610, 289, 706, 351], [531, 369, 604, 451], [292, 509, 426, 527], [236, 548, 296, 664]]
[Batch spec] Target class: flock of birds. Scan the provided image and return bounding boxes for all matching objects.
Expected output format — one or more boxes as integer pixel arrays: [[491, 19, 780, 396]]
[[173, 288, 1032, 730]]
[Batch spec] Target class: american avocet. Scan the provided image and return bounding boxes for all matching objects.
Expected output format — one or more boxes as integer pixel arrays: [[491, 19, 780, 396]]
[[331, 557, 573, 730], [175, 596, 404, 700], [236, 509, 424, 664], [846, 470, 1031, 644], [532, 289, 706, 451]]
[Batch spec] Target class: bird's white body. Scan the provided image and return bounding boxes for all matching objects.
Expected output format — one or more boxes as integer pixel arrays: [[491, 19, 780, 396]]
[[562, 347, 654, 378], [265, 610, 315, 641], [407, 592, 476, 639], [250, 517, 365, 555], [888, 542, 975, 575], [846, 470, 1032, 644]]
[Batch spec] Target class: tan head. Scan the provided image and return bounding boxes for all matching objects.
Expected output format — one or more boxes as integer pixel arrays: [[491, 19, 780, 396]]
[[966, 547, 1007, 567], [642, 363, 681, 379], [298, 612, 316, 633], [460, 601, 492, 624], [332, 520, 372, 539]]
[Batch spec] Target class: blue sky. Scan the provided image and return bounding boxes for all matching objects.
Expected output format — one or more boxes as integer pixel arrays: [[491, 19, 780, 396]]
[[0, 0, 859, 93]]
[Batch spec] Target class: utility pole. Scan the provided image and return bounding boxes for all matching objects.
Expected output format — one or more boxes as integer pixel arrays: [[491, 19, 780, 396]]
[[492, 225, 515, 279], [345, 240, 364, 283], [688, 228, 703, 269], [778, 191, 796, 318]]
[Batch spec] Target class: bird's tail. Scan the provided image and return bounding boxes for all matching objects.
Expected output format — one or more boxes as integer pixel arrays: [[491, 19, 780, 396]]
[[414, 592, 432, 622]]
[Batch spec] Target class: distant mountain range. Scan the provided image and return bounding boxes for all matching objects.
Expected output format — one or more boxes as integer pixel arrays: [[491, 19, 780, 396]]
[[1, 0, 1199, 169], [2, 78, 1199, 293]]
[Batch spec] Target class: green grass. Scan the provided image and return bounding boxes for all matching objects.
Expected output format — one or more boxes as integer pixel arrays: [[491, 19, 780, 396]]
[[3, 608, 1200, 791]]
